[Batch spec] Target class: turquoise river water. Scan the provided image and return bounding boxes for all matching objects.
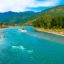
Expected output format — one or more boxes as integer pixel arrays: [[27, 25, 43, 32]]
[[0, 26, 64, 64]]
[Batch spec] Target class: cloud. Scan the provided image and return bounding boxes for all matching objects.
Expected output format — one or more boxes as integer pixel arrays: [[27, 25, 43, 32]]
[[0, 0, 60, 12]]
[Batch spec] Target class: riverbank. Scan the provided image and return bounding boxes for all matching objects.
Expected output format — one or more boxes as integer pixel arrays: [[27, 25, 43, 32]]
[[34, 28, 64, 36], [0, 26, 20, 30], [0, 26, 64, 37]]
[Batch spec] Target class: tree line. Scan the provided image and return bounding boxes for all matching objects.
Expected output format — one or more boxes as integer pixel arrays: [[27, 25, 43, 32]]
[[32, 14, 64, 29]]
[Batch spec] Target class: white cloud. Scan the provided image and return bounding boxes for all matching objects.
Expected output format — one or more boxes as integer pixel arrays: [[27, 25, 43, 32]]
[[0, 0, 60, 12]]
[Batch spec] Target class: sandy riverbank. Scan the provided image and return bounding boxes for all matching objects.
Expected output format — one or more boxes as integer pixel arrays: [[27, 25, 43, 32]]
[[34, 28, 64, 36]]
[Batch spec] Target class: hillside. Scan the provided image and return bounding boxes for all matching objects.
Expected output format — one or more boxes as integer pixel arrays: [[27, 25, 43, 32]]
[[30, 5, 64, 29], [0, 11, 36, 24]]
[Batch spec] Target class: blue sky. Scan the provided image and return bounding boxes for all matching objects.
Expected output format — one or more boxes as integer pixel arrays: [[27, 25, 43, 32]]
[[0, 0, 63, 12]]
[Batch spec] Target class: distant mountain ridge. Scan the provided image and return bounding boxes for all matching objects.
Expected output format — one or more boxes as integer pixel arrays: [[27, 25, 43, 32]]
[[0, 11, 36, 24]]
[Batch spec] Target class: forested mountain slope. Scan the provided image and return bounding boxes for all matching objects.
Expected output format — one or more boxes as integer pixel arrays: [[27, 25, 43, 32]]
[[31, 6, 64, 29]]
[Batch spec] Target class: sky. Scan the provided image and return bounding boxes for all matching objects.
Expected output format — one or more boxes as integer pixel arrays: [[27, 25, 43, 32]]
[[0, 0, 63, 12]]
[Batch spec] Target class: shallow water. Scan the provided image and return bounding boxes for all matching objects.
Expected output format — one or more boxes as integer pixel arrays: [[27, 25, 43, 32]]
[[0, 27, 64, 64]]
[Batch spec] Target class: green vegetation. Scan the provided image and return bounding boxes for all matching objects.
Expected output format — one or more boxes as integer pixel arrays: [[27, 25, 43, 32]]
[[0, 11, 36, 23], [0, 23, 17, 28], [32, 6, 64, 29], [0, 11, 36, 28], [0, 5, 64, 30]]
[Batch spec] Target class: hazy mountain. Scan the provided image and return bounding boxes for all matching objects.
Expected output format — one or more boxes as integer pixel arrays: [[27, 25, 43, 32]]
[[0, 11, 36, 24]]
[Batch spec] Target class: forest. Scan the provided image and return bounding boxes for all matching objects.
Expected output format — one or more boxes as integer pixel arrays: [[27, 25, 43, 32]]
[[32, 6, 64, 29]]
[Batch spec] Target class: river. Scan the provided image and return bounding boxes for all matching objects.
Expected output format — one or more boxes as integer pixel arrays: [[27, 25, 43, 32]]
[[0, 26, 64, 64]]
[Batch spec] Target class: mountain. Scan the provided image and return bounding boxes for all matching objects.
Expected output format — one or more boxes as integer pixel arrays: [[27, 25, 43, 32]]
[[0, 11, 36, 24], [29, 5, 64, 28]]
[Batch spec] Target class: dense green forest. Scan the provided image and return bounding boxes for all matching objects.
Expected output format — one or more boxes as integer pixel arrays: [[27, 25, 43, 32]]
[[32, 6, 64, 29]]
